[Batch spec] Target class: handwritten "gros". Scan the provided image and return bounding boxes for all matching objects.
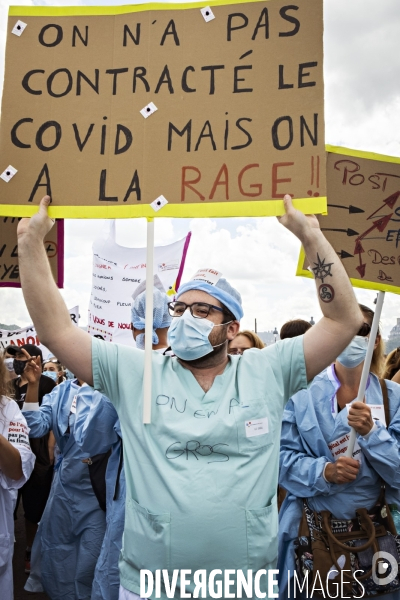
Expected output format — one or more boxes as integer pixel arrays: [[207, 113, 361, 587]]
[[165, 440, 229, 464]]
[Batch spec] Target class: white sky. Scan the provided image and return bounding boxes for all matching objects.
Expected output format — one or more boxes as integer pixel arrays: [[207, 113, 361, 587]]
[[1, 0, 400, 337]]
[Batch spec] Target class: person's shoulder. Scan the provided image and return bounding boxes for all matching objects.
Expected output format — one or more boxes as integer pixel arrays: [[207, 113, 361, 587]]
[[290, 366, 330, 402], [1, 395, 23, 419], [382, 376, 400, 405], [93, 337, 143, 359], [0, 394, 12, 410]]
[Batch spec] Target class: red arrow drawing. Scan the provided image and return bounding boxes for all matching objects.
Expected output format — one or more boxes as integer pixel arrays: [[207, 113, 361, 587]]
[[356, 262, 366, 278], [354, 240, 365, 255], [367, 191, 400, 220], [357, 214, 393, 242], [354, 240, 366, 277]]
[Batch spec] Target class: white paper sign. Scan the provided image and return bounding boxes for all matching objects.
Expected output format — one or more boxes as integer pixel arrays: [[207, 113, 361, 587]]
[[368, 404, 386, 427], [88, 234, 191, 346], [70, 395, 77, 414], [328, 432, 362, 462], [245, 417, 269, 437], [190, 268, 222, 286], [0, 306, 79, 359]]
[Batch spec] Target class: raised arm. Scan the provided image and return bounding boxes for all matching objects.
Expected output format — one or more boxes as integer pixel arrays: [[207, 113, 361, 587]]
[[278, 195, 364, 381], [17, 196, 93, 385]]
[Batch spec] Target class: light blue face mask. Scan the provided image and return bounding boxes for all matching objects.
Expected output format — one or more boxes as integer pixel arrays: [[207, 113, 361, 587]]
[[43, 370, 58, 382], [336, 335, 368, 368], [167, 310, 227, 361]]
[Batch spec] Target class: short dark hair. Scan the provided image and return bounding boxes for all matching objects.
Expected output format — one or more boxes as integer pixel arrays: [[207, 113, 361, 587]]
[[280, 319, 311, 340], [221, 304, 236, 324]]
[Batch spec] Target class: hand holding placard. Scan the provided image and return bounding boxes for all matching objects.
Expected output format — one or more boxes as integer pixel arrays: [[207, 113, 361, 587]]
[[277, 194, 320, 241], [17, 195, 55, 242]]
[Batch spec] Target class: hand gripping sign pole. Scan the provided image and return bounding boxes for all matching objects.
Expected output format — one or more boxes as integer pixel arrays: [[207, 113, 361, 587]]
[[143, 218, 154, 424], [345, 291, 385, 457]]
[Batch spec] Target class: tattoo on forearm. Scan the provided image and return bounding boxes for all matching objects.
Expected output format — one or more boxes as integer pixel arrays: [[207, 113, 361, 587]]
[[319, 284, 334, 303], [312, 253, 334, 283]]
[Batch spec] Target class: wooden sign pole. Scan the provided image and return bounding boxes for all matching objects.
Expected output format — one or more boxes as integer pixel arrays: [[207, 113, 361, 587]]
[[345, 291, 385, 456], [143, 218, 154, 424]]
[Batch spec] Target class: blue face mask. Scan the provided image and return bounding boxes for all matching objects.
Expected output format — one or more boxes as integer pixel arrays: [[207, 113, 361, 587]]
[[336, 336, 368, 368], [167, 310, 226, 361], [44, 370, 58, 382]]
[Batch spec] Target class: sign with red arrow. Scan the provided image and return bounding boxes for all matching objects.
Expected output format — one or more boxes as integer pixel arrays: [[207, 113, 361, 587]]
[[297, 145, 400, 294]]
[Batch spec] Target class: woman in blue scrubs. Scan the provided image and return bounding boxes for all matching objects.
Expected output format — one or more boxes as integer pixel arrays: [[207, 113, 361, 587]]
[[278, 304, 400, 600], [22, 374, 107, 600]]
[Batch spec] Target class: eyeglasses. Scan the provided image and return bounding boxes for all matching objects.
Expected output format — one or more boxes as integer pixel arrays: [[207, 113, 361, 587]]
[[43, 358, 60, 366], [357, 322, 371, 337], [228, 348, 249, 355], [167, 301, 229, 319]]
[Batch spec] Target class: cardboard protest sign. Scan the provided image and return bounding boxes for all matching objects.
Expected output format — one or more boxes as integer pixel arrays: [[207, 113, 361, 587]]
[[0, 305, 79, 357], [88, 233, 190, 345], [0, 217, 64, 287], [0, 0, 326, 219], [297, 146, 400, 294]]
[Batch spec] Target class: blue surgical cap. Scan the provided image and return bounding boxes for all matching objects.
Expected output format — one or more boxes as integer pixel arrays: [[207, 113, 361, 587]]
[[131, 288, 172, 349], [177, 276, 243, 320]]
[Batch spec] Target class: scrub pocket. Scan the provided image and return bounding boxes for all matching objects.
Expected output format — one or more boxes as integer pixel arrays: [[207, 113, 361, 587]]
[[246, 493, 278, 570], [123, 497, 171, 571], [0, 533, 11, 575], [233, 400, 274, 452]]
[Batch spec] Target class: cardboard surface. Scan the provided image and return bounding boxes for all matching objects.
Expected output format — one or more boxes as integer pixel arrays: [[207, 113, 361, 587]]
[[297, 146, 400, 295], [0, 217, 64, 287], [0, 0, 325, 218]]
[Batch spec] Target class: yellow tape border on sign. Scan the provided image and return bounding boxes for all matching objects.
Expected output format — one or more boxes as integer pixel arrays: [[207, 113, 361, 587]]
[[296, 246, 400, 296], [296, 145, 400, 296], [0, 197, 327, 219], [9, 0, 271, 17], [326, 144, 400, 165]]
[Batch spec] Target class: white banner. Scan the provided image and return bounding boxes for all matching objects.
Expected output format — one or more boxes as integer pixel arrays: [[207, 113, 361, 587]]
[[88, 232, 191, 346], [0, 306, 80, 360]]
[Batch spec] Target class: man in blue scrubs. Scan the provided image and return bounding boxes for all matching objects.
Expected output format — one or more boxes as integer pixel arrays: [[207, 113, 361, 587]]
[[17, 195, 364, 600]]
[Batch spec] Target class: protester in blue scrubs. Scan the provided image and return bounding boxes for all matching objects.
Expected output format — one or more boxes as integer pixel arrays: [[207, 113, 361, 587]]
[[17, 194, 364, 600], [75, 394, 124, 600], [278, 304, 400, 600], [21, 366, 107, 600], [74, 286, 172, 600]]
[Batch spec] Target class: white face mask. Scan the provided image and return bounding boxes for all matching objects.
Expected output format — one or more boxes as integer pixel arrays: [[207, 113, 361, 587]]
[[336, 336, 368, 368], [4, 357, 15, 372]]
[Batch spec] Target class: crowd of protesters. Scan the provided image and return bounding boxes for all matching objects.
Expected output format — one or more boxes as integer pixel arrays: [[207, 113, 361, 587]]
[[1, 195, 400, 600]]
